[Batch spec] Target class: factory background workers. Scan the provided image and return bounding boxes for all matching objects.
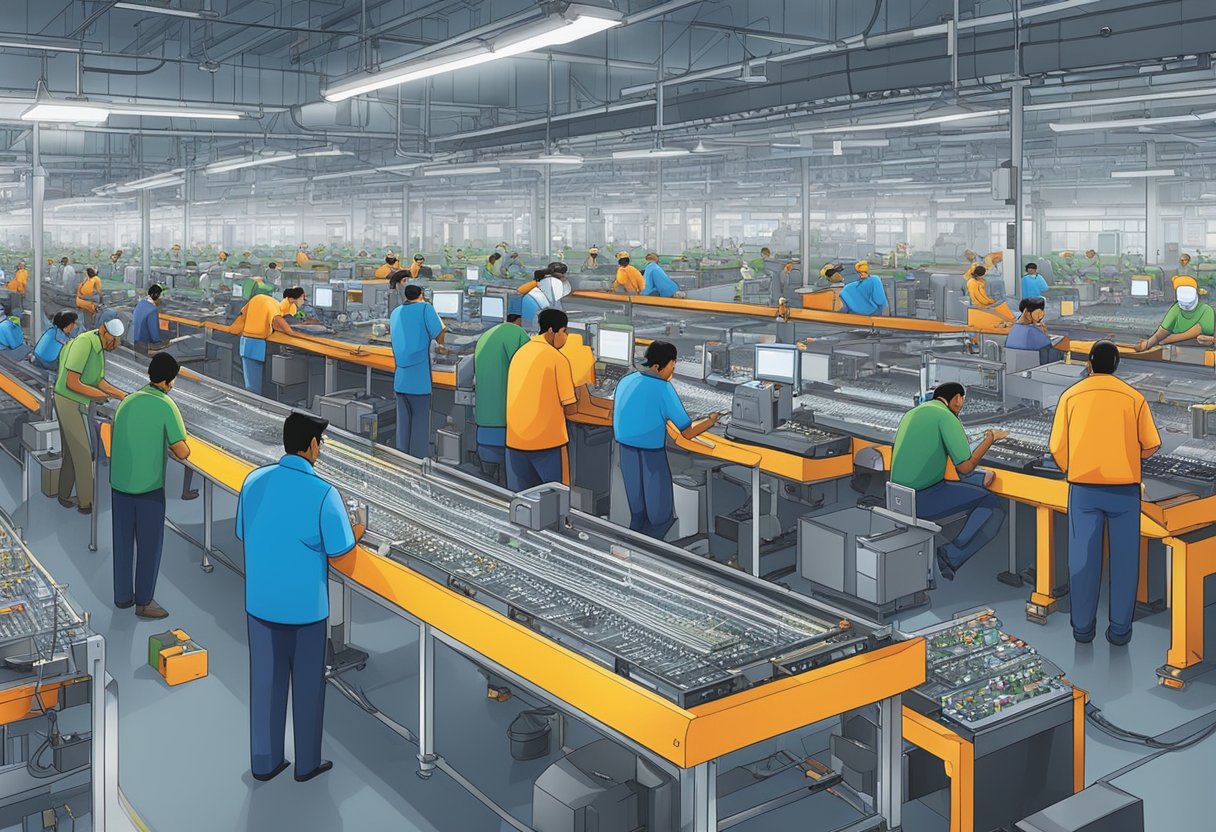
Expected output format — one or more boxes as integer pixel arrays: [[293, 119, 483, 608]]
[[0, 315, 22, 350], [131, 284, 164, 354], [1006, 297, 1054, 360], [506, 251, 527, 277], [1049, 340, 1161, 646], [749, 247, 772, 275], [890, 381, 1009, 581], [237, 412, 363, 783], [6, 260, 27, 295], [75, 267, 103, 329], [473, 313, 531, 481], [1177, 252, 1194, 278], [389, 284, 445, 459], [294, 244, 310, 267], [519, 263, 572, 327], [32, 310, 77, 371], [373, 255, 399, 280], [264, 261, 282, 286], [59, 257, 76, 292], [485, 252, 505, 280], [582, 246, 601, 271], [408, 253, 427, 279], [837, 261, 888, 315], [612, 341, 719, 538], [230, 290, 297, 396], [1021, 262, 1049, 300], [109, 352, 190, 620], [613, 252, 645, 294], [817, 263, 845, 289], [965, 265, 1014, 321], [53, 318, 127, 515], [642, 253, 685, 298], [1135, 275, 1215, 350]]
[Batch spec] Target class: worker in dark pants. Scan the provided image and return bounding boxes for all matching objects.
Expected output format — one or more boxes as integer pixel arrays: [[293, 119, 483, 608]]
[[1050, 340, 1161, 645], [388, 284, 445, 458], [236, 412, 364, 782]]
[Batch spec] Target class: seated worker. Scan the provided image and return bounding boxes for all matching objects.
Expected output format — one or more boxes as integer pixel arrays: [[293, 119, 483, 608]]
[[295, 244, 310, 266], [373, 255, 399, 280], [612, 252, 644, 294], [890, 382, 1009, 581], [474, 314, 531, 483], [520, 263, 572, 327], [817, 263, 845, 288], [131, 284, 165, 354], [1021, 262, 1048, 300], [485, 252, 506, 280], [229, 289, 298, 395], [965, 265, 1014, 322], [1006, 297, 1054, 361], [749, 247, 772, 274], [582, 247, 601, 271], [76, 267, 103, 329], [0, 315, 22, 350], [264, 262, 282, 286], [837, 261, 888, 315], [32, 310, 78, 371], [641, 253, 685, 298], [612, 341, 719, 539], [506, 252, 528, 277], [1135, 275, 1215, 350], [6, 260, 27, 295], [409, 254, 427, 279]]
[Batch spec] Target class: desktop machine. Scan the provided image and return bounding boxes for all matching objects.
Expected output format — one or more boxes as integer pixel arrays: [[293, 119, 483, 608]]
[[728, 344, 798, 434]]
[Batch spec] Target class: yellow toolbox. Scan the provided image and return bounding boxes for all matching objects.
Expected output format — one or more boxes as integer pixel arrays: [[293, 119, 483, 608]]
[[149, 629, 208, 687]]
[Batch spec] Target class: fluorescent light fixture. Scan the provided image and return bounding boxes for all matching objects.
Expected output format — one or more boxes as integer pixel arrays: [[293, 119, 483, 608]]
[[113, 2, 218, 19], [612, 147, 691, 160], [22, 103, 110, 123], [1110, 169, 1176, 178], [205, 153, 298, 175], [874, 177, 914, 184], [932, 197, 967, 203], [323, 6, 621, 102], [109, 105, 241, 120], [1049, 112, 1216, 132], [497, 153, 585, 166], [296, 147, 350, 159], [801, 109, 1007, 135], [420, 165, 501, 177]]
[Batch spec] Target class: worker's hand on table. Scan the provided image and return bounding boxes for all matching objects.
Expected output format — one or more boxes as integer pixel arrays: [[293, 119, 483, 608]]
[[986, 429, 1010, 443], [706, 411, 722, 426], [1134, 339, 1152, 352], [981, 469, 996, 488], [1197, 335, 1214, 346]]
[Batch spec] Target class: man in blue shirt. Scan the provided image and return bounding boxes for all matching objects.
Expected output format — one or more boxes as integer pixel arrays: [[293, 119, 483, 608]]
[[131, 284, 164, 354], [612, 341, 719, 538], [1021, 262, 1049, 300], [389, 284, 445, 458], [236, 412, 363, 783], [1006, 297, 1054, 362], [641, 253, 686, 299], [837, 262, 888, 316]]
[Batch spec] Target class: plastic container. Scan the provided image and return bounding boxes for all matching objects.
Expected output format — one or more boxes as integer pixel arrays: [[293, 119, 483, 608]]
[[508, 710, 552, 761]]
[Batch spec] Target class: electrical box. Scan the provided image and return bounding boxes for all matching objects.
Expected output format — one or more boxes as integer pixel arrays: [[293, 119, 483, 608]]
[[270, 353, 309, 387], [511, 484, 570, 532], [22, 420, 59, 454]]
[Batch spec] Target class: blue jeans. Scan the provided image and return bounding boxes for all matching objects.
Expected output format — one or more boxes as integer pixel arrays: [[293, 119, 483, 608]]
[[916, 471, 1007, 572], [111, 488, 166, 607], [242, 356, 264, 395], [395, 393, 431, 458], [1067, 483, 1141, 640], [619, 445, 675, 539], [247, 614, 327, 778], [506, 446, 564, 492]]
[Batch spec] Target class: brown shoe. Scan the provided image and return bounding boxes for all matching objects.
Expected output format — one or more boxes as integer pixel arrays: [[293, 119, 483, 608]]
[[57, 496, 77, 509], [77, 505, 92, 515], [135, 601, 169, 619]]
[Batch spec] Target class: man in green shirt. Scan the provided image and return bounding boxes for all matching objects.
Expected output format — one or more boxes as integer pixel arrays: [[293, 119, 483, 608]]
[[473, 313, 530, 483], [890, 382, 1009, 581], [109, 353, 190, 619], [54, 319, 127, 514], [1135, 276, 1215, 350]]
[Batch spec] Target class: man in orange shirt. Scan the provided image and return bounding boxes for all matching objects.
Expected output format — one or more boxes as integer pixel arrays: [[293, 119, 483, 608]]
[[612, 251, 644, 294], [6, 260, 27, 295], [965, 265, 1014, 322], [230, 290, 298, 395], [1049, 340, 1161, 646], [76, 267, 103, 328]]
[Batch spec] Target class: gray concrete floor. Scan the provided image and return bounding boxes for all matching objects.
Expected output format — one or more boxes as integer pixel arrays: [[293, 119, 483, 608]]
[[2, 451, 1215, 831]]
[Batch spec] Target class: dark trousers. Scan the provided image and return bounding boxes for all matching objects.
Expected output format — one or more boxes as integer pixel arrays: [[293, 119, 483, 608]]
[[1067, 483, 1141, 640], [916, 471, 1007, 572], [619, 445, 675, 539], [247, 614, 327, 778], [506, 446, 564, 492], [395, 393, 431, 459], [111, 488, 166, 607]]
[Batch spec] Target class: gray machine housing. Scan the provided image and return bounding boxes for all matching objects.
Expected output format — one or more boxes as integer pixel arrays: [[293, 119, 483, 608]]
[[1015, 782, 1144, 832], [532, 739, 675, 832]]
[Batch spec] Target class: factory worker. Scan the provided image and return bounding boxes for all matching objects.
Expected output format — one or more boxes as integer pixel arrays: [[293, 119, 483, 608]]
[[169, 244, 182, 265], [838, 261, 888, 316], [409, 253, 426, 279], [494, 241, 510, 260], [241, 274, 276, 300], [0, 316, 22, 351], [890, 382, 1008, 581], [60, 257, 76, 292], [110, 352, 191, 621], [109, 250, 123, 279], [229, 289, 298, 395], [1050, 341, 1160, 646], [1021, 262, 1048, 300], [373, 255, 399, 280], [54, 317, 127, 515], [817, 263, 845, 289], [965, 266, 1014, 321], [279, 287, 306, 319], [506, 251, 528, 277], [613, 341, 719, 539], [32, 311, 78, 371], [264, 261, 282, 286], [734, 262, 756, 301], [520, 263, 573, 327], [485, 252, 505, 280], [237, 411, 362, 784], [131, 284, 165, 355], [612, 252, 644, 294], [1135, 275, 1215, 350], [295, 244, 310, 267], [389, 284, 444, 459], [749, 247, 773, 275], [75, 267, 103, 328], [1083, 248, 1100, 271], [642, 253, 685, 298], [474, 313, 531, 483], [1178, 253, 1194, 278], [962, 249, 980, 280], [582, 246, 601, 271], [6, 260, 27, 295], [1006, 297, 1054, 363]]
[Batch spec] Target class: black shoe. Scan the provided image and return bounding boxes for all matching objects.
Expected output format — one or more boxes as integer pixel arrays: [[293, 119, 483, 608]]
[[252, 760, 290, 782], [935, 547, 956, 582], [1106, 627, 1132, 647], [115, 599, 135, 610], [181, 489, 199, 501], [1073, 629, 1096, 644], [294, 760, 333, 782]]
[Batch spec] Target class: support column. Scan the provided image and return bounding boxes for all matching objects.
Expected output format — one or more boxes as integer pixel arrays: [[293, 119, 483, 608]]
[[656, 159, 665, 254], [544, 167, 552, 258], [1146, 142, 1160, 267], [800, 157, 812, 287], [876, 696, 904, 829], [31, 124, 44, 338], [182, 170, 191, 253], [401, 184, 410, 253], [1012, 80, 1026, 297], [141, 192, 151, 283], [702, 202, 711, 249]]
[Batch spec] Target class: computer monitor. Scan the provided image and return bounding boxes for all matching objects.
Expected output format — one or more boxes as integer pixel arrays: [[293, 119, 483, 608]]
[[433, 290, 464, 320], [801, 351, 832, 384], [1130, 278, 1150, 298], [754, 344, 800, 386], [230, 283, 243, 299], [314, 286, 334, 309], [466, 266, 480, 282], [596, 324, 634, 368], [480, 294, 505, 323]]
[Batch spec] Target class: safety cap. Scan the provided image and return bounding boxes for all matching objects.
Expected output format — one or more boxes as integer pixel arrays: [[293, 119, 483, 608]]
[[854, 260, 870, 273], [103, 318, 126, 337], [1173, 274, 1199, 291], [616, 251, 631, 260]]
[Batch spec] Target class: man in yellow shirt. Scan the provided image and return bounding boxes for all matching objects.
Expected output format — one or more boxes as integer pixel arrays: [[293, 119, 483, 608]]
[[295, 244, 310, 267], [229, 290, 298, 395], [1049, 340, 1160, 646], [76, 267, 103, 328], [612, 251, 645, 294], [6, 260, 27, 295], [373, 255, 399, 280], [965, 266, 1013, 322]]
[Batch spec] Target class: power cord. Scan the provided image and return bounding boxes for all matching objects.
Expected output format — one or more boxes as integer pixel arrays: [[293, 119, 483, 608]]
[[1086, 701, 1216, 752]]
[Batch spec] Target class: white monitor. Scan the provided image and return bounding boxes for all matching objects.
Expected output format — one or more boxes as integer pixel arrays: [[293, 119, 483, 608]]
[[314, 286, 334, 309], [480, 294, 505, 322], [230, 283, 243, 299], [754, 344, 799, 386], [466, 266, 480, 282], [801, 351, 832, 384], [596, 325, 634, 367], [1130, 278, 1150, 298], [433, 290, 463, 319]]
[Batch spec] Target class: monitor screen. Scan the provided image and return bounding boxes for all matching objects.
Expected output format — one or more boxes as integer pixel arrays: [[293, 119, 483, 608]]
[[755, 345, 799, 385], [466, 266, 480, 282], [596, 326, 634, 367], [1130, 279, 1149, 298], [314, 286, 334, 309], [801, 352, 831, 384], [480, 295, 505, 322], [230, 284, 243, 299], [433, 291, 463, 318]]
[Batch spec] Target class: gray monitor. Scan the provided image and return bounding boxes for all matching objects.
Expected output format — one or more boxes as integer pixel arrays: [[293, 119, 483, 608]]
[[595, 324, 634, 368], [754, 344, 800, 386], [432, 290, 464, 321]]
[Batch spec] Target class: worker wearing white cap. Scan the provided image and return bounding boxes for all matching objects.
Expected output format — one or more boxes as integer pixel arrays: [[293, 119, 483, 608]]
[[53, 318, 127, 515], [1136, 275, 1215, 350]]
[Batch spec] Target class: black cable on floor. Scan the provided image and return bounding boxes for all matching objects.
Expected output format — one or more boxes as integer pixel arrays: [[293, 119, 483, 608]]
[[1086, 700, 1216, 761]]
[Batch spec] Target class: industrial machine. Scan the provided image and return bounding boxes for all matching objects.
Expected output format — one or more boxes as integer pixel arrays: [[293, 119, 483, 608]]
[[533, 739, 674, 832]]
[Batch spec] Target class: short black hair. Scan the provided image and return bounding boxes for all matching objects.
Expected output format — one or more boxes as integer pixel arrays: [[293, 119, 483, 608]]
[[488, 253, 501, 263], [972, 266, 986, 277], [1025, 262, 1038, 271], [147, 284, 163, 300], [268, 261, 278, 269], [386, 256, 398, 265], [506, 313, 522, 323], [148, 351, 180, 385], [86, 267, 98, 278], [283, 411, 329, 454], [51, 310, 78, 330], [403, 284, 423, 301], [1018, 297, 1046, 313], [283, 286, 306, 300], [933, 382, 967, 403], [1089, 339, 1120, 374], [537, 308, 568, 335], [643, 341, 678, 369]]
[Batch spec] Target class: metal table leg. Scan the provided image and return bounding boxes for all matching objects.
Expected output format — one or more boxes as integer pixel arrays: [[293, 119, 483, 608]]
[[750, 464, 761, 578], [876, 695, 904, 830], [998, 498, 1023, 586], [324, 357, 337, 395], [417, 621, 437, 779], [326, 576, 368, 676], [88, 433, 99, 552], [201, 478, 214, 573], [365, 366, 372, 397], [679, 760, 718, 832], [21, 446, 29, 509]]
